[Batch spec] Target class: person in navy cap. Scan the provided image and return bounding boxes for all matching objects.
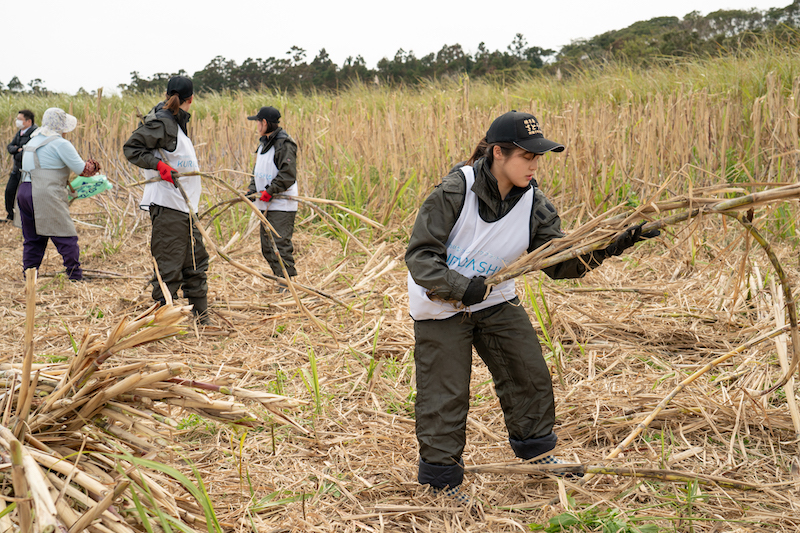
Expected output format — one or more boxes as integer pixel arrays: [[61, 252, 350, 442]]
[[406, 110, 659, 504], [245, 106, 300, 289]]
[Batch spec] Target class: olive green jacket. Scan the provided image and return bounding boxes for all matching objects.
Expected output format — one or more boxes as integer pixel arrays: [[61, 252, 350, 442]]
[[246, 128, 298, 197], [405, 157, 605, 303], [123, 103, 191, 170]]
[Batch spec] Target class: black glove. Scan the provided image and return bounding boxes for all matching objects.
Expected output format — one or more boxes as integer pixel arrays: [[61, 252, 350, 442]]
[[461, 276, 489, 306], [604, 222, 660, 257]]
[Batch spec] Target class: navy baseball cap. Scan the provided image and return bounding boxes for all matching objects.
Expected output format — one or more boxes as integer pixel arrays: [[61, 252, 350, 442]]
[[248, 106, 281, 122], [166, 76, 193, 102], [486, 110, 564, 153]]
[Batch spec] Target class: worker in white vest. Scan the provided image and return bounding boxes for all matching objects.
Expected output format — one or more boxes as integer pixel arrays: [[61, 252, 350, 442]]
[[246, 106, 299, 289], [406, 110, 659, 504], [123, 75, 210, 324]]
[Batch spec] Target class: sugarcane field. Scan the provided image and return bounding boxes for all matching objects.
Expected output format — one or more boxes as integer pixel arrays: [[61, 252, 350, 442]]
[[3, 46, 800, 533]]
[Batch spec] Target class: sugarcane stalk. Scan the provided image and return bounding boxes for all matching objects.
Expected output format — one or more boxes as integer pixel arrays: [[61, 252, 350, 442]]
[[95, 418, 157, 454], [195, 171, 350, 326], [721, 211, 800, 395], [105, 402, 178, 430], [68, 478, 130, 533], [0, 498, 13, 533], [167, 378, 308, 406], [26, 448, 109, 496], [158, 165, 342, 339], [199, 186, 383, 230], [10, 439, 32, 533], [98, 409, 175, 449], [1, 426, 60, 533], [466, 462, 760, 491], [129, 168, 355, 310], [14, 371, 38, 442], [576, 324, 789, 488], [73, 374, 143, 424], [271, 193, 375, 254], [487, 183, 800, 286], [14, 269, 37, 440], [72, 306, 189, 389]]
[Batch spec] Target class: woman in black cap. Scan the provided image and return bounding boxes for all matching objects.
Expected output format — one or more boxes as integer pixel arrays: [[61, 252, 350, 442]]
[[245, 106, 299, 287], [123, 75, 210, 324], [405, 110, 659, 504]]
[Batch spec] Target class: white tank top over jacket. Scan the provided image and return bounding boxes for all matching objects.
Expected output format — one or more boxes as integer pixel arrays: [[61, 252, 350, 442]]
[[407, 165, 534, 321], [139, 129, 201, 213], [253, 145, 298, 212]]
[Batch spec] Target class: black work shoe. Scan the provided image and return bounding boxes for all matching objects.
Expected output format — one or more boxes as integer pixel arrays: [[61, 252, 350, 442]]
[[188, 296, 210, 325], [431, 485, 472, 506]]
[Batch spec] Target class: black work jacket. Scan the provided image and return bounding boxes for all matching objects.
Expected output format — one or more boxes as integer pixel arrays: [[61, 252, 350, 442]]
[[7, 124, 38, 169], [123, 103, 191, 170]]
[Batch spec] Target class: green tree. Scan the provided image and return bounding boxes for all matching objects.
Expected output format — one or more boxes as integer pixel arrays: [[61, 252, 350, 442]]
[[310, 48, 338, 89], [7, 76, 24, 92], [28, 78, 47, 95], [193, 56, 237, 92]]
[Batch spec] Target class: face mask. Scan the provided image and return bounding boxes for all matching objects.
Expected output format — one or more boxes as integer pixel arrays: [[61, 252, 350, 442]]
[[15, 120, 23, 129]]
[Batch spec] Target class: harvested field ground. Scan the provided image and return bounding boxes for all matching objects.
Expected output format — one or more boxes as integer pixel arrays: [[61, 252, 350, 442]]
[[1, 187, 799, 532]]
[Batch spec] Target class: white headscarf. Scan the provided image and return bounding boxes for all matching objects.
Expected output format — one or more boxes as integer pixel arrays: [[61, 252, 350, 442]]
[[32, 107, 78, 137]]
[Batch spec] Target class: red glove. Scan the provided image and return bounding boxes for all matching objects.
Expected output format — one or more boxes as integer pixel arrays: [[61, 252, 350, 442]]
[[157, 161, 177, 186], [260, 190, 273, 203]]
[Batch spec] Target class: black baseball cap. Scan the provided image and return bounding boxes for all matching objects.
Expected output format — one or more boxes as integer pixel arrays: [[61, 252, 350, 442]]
[[166, 76, 193, 102], [248, 106, 281, 122], [486, 110, 564, 154]]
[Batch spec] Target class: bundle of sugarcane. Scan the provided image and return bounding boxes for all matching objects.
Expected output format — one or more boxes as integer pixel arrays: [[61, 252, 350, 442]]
[[488, 182, 800, 286], [487, 182, 800, 395], [0, 272, 308, 533]]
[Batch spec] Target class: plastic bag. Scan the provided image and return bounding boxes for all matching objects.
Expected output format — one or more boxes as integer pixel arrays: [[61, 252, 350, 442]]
[[70, 174, 113, 199]]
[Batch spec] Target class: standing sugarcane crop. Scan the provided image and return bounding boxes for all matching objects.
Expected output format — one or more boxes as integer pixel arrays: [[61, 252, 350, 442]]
[[123, 75, 211, 325], [245, 106, 300, 291], [405, 110, 659, 505], [15, 108, 101, 281]]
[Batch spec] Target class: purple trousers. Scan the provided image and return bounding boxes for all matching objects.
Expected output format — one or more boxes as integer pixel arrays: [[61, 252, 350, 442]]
[[16, 182, 82, 280]]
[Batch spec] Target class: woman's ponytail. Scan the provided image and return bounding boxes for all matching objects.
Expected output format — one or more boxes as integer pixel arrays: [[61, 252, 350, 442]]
[[163, 93, 182, 115], [466, 137, 489, 165], [468, 139, 517, 166]]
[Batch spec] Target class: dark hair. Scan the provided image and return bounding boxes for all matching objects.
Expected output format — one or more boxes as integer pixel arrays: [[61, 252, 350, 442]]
[[466, 137, 518, 166], [18, 109, 34, 122], [266, 121, 279, 134], [163, 94, 182, 115]]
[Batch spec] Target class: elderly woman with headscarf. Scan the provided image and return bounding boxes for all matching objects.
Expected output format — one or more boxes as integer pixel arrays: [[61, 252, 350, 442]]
[[15, 107, 100, 281]]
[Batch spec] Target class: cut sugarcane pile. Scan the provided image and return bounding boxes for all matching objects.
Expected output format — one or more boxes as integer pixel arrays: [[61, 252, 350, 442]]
[[0, 299, 308, 533]]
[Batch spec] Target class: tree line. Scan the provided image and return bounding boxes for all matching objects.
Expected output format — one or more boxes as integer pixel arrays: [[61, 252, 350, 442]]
[[3, 3, 799, 96]]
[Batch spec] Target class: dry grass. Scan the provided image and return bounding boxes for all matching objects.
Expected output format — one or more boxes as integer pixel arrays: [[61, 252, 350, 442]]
[[0, 184, 799, 531], [1, 60, 799, 531]]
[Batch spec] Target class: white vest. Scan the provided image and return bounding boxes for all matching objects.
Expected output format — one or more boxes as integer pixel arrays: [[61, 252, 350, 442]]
[[407, 165, 533, 321], [254, 145, 298, 211], [140, 129, 201, 213]]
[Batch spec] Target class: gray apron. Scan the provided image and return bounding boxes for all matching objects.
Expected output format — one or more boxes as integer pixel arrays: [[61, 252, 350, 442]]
[[13, 136, 77, 237]]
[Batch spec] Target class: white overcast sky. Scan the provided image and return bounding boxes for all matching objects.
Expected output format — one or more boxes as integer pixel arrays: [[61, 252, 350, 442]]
[[0, 0, 791, 94]]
